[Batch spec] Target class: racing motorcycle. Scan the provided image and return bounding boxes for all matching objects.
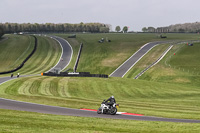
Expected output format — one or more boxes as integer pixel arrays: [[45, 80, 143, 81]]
[[97, 99, 119, 115]]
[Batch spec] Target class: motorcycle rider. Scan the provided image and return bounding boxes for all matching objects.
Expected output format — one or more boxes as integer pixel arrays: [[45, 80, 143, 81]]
[[105, 95, 116, 108]]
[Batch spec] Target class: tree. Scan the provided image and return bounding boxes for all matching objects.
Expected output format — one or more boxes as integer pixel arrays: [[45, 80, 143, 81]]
[[0, 26, 4, 38], [123, 26, 128, 33], [142, 27, 147, 32], [147, 27, 155, 32], [178, 28, 185, 33], [115, 26, 121, 32], [99, 27, 109, 33]]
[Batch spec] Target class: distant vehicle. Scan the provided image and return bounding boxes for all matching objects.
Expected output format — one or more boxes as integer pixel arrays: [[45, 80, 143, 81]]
[[68, 34, 76, 38], [18, 32, 24, 35]]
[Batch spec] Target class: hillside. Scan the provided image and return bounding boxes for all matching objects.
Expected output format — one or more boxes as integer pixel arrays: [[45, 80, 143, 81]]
[[140, 42, 200, 86], [0, 35, 34, 72], [0, 35, 62, 75], [0, 33, 200, 132], [57, 33, 200, 75], [0, 33, 200, 119]]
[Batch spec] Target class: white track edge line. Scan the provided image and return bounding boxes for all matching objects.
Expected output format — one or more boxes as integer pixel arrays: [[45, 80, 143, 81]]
[[57, 36, 73, 72], [109, 43, 150, 77], [45, 36, 64, 73], [45, 36, 73, 73], [122, 44, 158, 78]]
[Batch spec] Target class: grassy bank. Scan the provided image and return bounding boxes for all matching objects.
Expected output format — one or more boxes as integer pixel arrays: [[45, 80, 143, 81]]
[[0, 35, 62, 76], [0, 35, 34, 72], [124, 44, 171, 78], [140, 42, 200, 86]]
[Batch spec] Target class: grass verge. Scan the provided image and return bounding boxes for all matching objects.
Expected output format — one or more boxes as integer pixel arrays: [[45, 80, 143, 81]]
[[0, 109, 200, 133]]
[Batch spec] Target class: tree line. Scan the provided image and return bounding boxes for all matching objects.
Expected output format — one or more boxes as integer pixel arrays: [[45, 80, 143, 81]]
[[0, 22, 110, 33], [167, 22, 200, 33], [142, 21, 200, 33]]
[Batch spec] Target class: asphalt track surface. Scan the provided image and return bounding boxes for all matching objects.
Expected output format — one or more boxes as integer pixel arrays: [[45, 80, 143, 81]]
[[1, 98, 200, 123], [47, 35, 73, 72], [110, 41, 167, 77], [0, 38, 200, 123]]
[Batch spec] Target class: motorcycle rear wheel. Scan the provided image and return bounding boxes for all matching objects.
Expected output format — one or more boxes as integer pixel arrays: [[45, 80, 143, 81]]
[[97, 108, 102, 114], [110, 107, 117, 115]]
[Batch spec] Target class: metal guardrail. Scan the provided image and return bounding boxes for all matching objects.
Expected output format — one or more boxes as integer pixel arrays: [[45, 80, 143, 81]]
[[74, 43, 83, 72]]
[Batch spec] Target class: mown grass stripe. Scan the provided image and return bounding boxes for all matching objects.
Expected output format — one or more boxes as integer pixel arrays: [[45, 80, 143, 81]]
[[58, 77, 71, 97], [39, 77, 56, 96], [30, 37, 61, 74], [18, 78, 36, 95], [28, 39, 53, 73], [29, 80, 42, 95], [4, 79, 28, 95], [49, 78, 60, 97], [18, 36, 47, 74], [14, 36, 61, 75]]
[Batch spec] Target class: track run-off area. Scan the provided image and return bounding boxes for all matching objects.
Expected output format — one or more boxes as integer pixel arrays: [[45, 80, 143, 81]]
[[0, 35, 200, 123]]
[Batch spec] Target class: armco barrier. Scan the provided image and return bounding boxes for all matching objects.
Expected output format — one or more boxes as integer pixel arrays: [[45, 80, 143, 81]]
[[0, 35, 37, 74], [74, 43, 83, 72], [43, 72, 108, 78]]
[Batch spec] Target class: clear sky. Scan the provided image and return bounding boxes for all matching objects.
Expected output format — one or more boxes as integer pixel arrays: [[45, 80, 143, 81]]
[[1, 0, 200, 31]]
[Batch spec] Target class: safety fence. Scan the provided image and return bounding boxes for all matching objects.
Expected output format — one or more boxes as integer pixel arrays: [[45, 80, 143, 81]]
[[43, 72, 108, 78], [74, 43, 83, 72]]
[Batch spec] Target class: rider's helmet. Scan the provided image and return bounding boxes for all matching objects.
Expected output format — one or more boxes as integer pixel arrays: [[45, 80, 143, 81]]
[[111, 95, 114, 98]]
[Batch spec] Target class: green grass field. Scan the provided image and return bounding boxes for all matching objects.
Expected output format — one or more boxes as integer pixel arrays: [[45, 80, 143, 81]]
[[0, 35, 62, 76], [0, 109, 200, 133], [140, 42, 200, 86], [0, 35, 34, 72], [1, 33, 200, 132]]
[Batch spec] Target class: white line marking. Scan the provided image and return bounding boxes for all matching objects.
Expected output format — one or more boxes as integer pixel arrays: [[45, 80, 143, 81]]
[[121, 44, 158, 78], [109, 43, 150, 77], [134, 45, 173, 79]]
